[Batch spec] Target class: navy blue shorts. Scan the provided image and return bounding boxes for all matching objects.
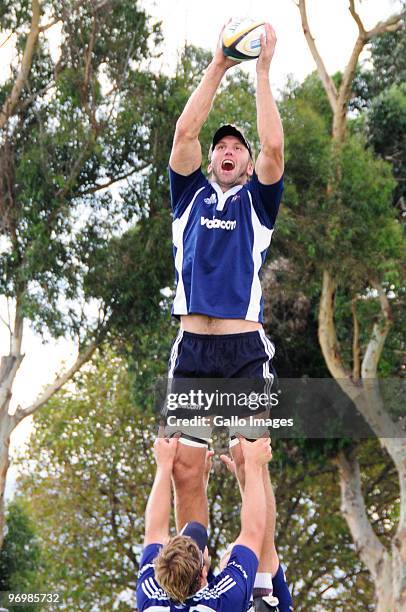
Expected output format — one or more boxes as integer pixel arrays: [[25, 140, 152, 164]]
[[163, 329, 277, 445]]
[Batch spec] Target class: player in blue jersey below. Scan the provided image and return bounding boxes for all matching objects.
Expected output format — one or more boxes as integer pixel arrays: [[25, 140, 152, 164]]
[[136, 435, 274, 612], [219, 446, 292, 611], [164, 19, 284, 544], [136, 437, 292, 612]]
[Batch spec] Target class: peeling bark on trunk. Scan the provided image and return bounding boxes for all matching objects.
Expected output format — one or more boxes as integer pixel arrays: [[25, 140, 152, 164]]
[[0, 415, 13, 549]]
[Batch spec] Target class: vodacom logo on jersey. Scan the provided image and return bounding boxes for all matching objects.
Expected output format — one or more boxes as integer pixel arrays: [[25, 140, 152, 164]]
[[200, 216, 237, 231]]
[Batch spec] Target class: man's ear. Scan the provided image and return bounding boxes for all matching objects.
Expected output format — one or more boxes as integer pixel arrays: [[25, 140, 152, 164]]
[[247, 160, 254, 177], [201, 565, 208, 585], [207, 161, 213, 174]]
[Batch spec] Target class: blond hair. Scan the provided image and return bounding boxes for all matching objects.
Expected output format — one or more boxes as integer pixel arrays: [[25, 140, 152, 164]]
[[154, 535, 202, 602]]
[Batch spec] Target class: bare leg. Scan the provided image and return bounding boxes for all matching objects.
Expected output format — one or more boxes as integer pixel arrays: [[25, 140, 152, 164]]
[[172, 441, 208, 529]]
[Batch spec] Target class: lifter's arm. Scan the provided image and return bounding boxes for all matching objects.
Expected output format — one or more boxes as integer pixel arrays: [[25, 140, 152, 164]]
[[144, 438, 178, 545], [221, 443, 279, 573], [255, 23, 284, 185], [232, 438, 272, 560], [170, 30, 237, 176]]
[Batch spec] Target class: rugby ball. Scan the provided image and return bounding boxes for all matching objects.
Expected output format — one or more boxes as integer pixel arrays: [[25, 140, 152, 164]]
[[222, 17, 265, 62]]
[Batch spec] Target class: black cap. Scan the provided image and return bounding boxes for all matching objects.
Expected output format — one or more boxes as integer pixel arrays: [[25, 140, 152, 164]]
[[180, 521, 208, 553], [211, 124, 252, 158]]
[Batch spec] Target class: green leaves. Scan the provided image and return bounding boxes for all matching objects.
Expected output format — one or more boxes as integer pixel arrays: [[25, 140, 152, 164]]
[[0, 2, 170, 341], [17, 351, 158, 609], [0, 501, 44, 599], [327, 136, 400, 286]]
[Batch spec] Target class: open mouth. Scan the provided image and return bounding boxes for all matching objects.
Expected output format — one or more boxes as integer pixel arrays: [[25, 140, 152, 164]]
[[221, 159, 235, 171]]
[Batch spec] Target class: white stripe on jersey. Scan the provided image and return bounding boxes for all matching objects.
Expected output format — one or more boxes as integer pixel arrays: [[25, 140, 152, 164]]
[[142, 577, 168, 600], [139, 562, 154, 576], [173, 187, 206, 314], [142, 579, 157, 599], [193, 576, 236, 601], [245, 192, 273, 321], [214, 580, 236, 597]]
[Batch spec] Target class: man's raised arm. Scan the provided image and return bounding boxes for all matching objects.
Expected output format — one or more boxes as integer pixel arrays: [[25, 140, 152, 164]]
[[169, 29, 237, 176], [144, 437, 178, 545], [255, 23, 284, 185]]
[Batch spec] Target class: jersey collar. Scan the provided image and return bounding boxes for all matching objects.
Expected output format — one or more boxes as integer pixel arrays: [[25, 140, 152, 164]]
[[210, 182, 243, 211]]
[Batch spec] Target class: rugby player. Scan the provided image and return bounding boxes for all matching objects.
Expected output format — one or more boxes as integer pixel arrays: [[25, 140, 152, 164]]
[[164, 21, 284, 533], [136, 436, 273, 611]]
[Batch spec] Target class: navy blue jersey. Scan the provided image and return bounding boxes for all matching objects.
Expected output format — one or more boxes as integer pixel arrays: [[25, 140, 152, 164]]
[[136, 543, 258, 612], [169, 167, 283, 323]]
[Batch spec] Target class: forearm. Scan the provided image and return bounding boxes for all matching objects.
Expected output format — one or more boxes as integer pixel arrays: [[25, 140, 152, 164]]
[[238, 464, 277, 571], [176, 60, 227, 138], [144, 466, 172, 538], [256, 72, 284, 153], [241, 463, 266, 536], [259, 466, 278, 572]]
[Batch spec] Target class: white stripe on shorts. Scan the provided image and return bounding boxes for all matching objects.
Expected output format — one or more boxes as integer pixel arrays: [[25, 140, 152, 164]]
[[168, 329, 184, 379], [258, 329, 275, 396]]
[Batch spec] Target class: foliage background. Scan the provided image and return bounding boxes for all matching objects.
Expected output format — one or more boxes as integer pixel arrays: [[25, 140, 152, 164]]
[[0, 1, 404, 610]]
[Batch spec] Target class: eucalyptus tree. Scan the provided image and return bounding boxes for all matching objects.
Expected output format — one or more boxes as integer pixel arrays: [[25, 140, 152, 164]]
[[292, 1, 405, 607], [0, 0, 170, 547]]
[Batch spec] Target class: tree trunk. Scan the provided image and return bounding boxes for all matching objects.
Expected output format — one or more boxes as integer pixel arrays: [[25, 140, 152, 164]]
[[0, 288, 103, 546], [0, 412, 14, 549], [392, 528, 406, 611], [335, 450, 396, 610]]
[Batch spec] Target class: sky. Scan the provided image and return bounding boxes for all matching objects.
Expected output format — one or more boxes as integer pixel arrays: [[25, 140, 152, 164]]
[[141, 0, 401, 88], [1, 0, 401, 497]]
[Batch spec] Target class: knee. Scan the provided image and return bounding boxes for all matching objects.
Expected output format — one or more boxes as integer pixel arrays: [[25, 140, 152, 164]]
[[173, 454, 204, 491]]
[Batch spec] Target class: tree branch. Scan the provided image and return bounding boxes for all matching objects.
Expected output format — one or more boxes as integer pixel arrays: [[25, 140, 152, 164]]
[[11, 335, 103, 426], [349, 0, 366, 38], [333, 449, 388, 582], [39, 18, 61, 33], [361, 281, 393, 379], [318, 270, 349, 379], [296, 0, 338, 113], [333, 33, 365, 141], [78, 163, 150, 196], [351, 296, 360, 382], [0, 296, 25, 411], [0, 0, 41, 129], [318, 568, 368, 596], [0, 31, 15, 49], [366, 9, 406, 40], [81, 10, 98, 130]]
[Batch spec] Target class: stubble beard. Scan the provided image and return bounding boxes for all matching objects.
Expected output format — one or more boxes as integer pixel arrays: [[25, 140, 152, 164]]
[[211, 165, 249, 191]]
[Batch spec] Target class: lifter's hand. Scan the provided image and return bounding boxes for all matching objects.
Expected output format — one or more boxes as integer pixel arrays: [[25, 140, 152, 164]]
[[153, 437, 178, 469], [239, 436, 272, 467], [213, 22, 240, 70], [256, 23, 276, 75], [219, 453, 236, 476]]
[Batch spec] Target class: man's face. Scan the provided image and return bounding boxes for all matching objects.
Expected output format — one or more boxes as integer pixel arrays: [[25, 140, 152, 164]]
[[208, 135, 253, 189]]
